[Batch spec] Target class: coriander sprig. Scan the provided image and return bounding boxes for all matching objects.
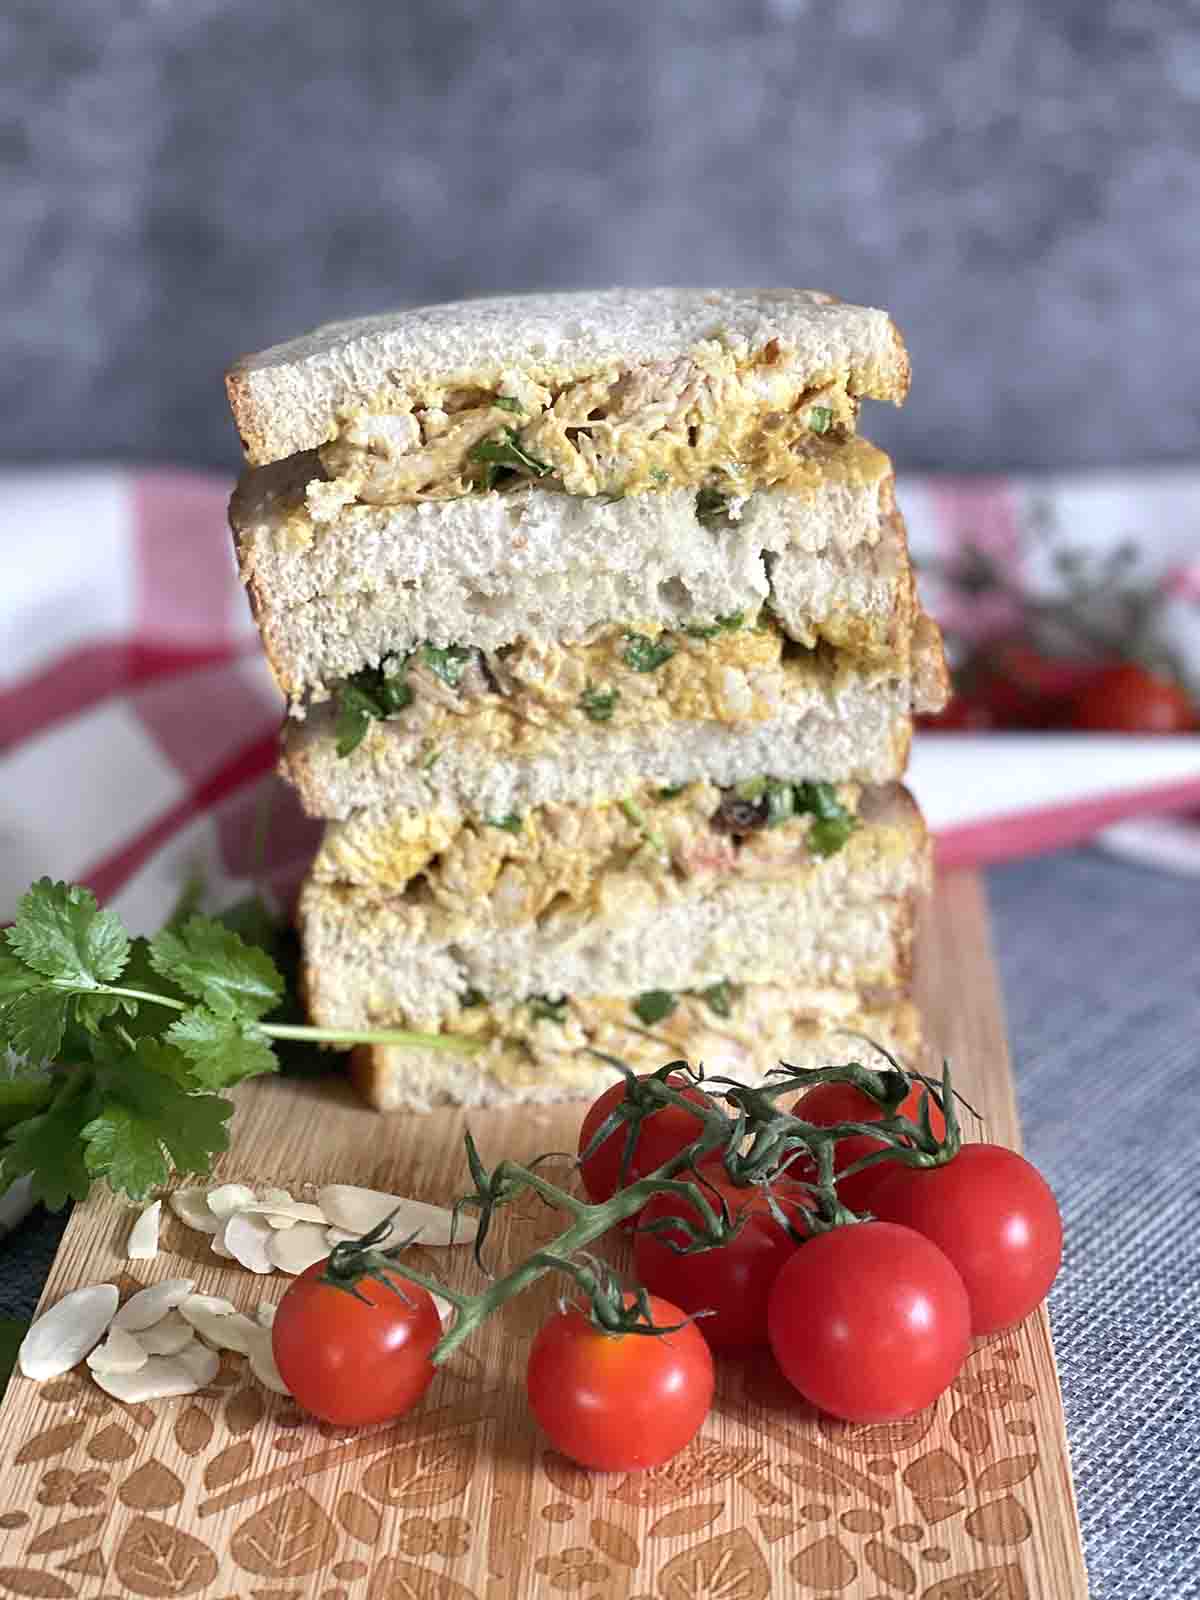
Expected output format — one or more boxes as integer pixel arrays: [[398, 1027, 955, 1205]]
[[0, 880, 483, 1207]]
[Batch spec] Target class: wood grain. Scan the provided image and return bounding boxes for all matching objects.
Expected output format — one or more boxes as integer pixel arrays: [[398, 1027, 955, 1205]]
[[0, 869, 1088, 1598]]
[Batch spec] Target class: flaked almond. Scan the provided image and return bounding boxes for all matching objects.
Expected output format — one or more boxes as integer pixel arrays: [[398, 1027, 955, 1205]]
[[177, 1343, 221, 1387], [206, 1183, 257, 1219], [178, 1292, 238, 1322], [318, 1185, 477, 1247], [256, 1301, 277, 1329], [268, 1222, 330, 1276], [325, 1227, 358, 1247], [127, 1201, 161, 1261], [137, 1310, 195, 1356], [223, 1211, 275, 1274], [87, 1328, 147, 1376], [240, 1199, 328, 1230], [260, 1186, 293, 1206], [20, 1285, 119, 1381], [245, 1328, 289, 1395], [112, 1278, 195, 1333], [210, 1218, 234, 1258], [178, 1299, 259, 1350], [169, 1188, 221, 1234], [92, 1351, 208, 1402], [432, 1294, 454, 1327]]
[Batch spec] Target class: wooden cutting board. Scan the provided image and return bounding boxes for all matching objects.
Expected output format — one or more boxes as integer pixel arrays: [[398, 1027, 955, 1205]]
[[0, 870, 1087, 1600]]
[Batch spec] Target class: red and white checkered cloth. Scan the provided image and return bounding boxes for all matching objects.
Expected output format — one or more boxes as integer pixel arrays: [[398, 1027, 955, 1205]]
[[3, 465, 1199, 931]]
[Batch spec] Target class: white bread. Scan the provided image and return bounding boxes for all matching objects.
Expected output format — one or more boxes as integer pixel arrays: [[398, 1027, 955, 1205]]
[[299, 790, 926, 1032], [233, 439, 912, 705], [280, 643, 949, 821], [227, 288, 910, 467], [349, 988, 923, 1113]]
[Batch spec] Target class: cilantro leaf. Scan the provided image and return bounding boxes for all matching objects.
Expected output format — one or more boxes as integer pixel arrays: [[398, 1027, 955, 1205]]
[[0, 990, 73, 1064], [796, 781, 858, 856], [695, 487, 730, 526], [622, 633, 677, 673], [657, 784, 687, 799], [420, 643, 473, 688], [148, 916, 283, 1021], [700, 980, 734, 1018], [685, 612, 745, 640], [492, 395, 523, 414], [468, 428, 552, 489], [579, 684, 619, 722], [528, 994, 567, 1024], [808, 405, 833, 434], [5, 879, 130, 989], [167, 1009, 277, 1089], [2, 1085, 99, 1211], [484, 813, 523, 834], [633, 990, 677, 1026], [335, 656, 414, 757], [85, 1039, 232, 1199], [0, 954, 45, 1005]]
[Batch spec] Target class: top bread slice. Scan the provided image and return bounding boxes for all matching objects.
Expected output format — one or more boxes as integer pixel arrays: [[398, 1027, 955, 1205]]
[[226, 288, 910, 468]]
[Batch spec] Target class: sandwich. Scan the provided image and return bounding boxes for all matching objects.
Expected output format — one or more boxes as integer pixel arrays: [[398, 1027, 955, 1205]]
[[224, 288, 946, 1112]]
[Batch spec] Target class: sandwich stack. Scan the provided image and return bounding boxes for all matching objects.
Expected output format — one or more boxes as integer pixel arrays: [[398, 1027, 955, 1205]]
[[225, 289, 949, 1110]]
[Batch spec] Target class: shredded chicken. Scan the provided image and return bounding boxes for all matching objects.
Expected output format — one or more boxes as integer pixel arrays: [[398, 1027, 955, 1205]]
[[308, 343, 857, 511]]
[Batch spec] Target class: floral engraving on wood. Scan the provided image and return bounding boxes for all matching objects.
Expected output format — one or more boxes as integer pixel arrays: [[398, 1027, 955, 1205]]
[[114, 1516, 218, 1597], [921, 1565, 1029, 1599], [789, 1534, 857, 1591], [657, 1526, 771, 1600], [230, 1489, 338, 1579]]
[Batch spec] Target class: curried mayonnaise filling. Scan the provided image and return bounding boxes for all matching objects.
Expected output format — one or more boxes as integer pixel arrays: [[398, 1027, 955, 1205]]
[[331, 615, 911, 762], [305, 341, 860, 516]]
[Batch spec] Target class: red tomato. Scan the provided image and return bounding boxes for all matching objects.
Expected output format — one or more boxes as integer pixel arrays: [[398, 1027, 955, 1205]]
[[788, 1080, 947, 1214], [634, 1175, 810, 1350], [1068, 662, 1198, 733], [868, 1143, 1063, 1335], [272, 1259, 441, 1425], [578, 1074, 714, 1209], [767, 1222, 970, 1423], [526, 1293, 714, 1471]]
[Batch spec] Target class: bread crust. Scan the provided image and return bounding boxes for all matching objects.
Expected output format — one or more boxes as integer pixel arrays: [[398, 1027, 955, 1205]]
[[226, 288, 911, 467]]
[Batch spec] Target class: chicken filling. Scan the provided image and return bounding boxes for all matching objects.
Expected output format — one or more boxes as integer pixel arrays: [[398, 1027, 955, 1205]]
[[304, 341, 859, 518]]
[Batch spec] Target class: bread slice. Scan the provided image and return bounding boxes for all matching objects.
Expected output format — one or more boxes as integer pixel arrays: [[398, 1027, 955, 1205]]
[[227, 288, 910, 469], [280, 627, 947, 821], [233, 437, 916, 706], [298, 787, 926, 1034], [349, 986, 923, 1112]]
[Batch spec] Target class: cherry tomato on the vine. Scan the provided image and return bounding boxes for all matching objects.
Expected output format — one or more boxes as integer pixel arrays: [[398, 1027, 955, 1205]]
[[578, 1074, 713, 1211], [1067, 661, 1198, 734], [868, 1143, 1063, 1335], [787, 1079, 947, 1215], [767, 1222, 970, 1423], [526, 1293, 714, 1471], [634, 1174, 810, 1350], [272, 1259, 440, 1425]]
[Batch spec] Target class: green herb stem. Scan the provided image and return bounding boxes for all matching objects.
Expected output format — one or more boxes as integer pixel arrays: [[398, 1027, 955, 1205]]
[[262, 1023, 484, 1056]]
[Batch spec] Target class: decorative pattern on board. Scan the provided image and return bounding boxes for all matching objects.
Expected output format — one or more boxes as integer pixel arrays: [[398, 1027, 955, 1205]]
[[0, 1278, 1042, 1600]]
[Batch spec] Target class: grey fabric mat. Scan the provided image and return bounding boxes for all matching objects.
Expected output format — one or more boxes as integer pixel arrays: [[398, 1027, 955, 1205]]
[[3, 847, 1197, 1597]]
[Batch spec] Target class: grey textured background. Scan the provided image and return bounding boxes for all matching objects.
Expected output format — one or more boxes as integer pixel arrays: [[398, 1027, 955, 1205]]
[[3, 0, 1198, 475], [4, 851, 1199, 1598]]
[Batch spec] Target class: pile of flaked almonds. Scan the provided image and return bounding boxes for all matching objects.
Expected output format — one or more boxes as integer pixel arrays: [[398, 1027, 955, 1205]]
[[17, 1181, 470, 1406]]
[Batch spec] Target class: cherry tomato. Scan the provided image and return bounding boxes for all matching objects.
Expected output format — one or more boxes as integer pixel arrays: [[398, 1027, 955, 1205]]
[[787, 1080, 947, 1215], [272, 1259, 440, 1425], [767, 1222, 970, 1423], [578, 1074, 713, 1210], [868, 1143, 1063, 1335], [526, 1293, 714, 1471], [1068, 662, 1198, 734], [634, 1174, 810, 1350]]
